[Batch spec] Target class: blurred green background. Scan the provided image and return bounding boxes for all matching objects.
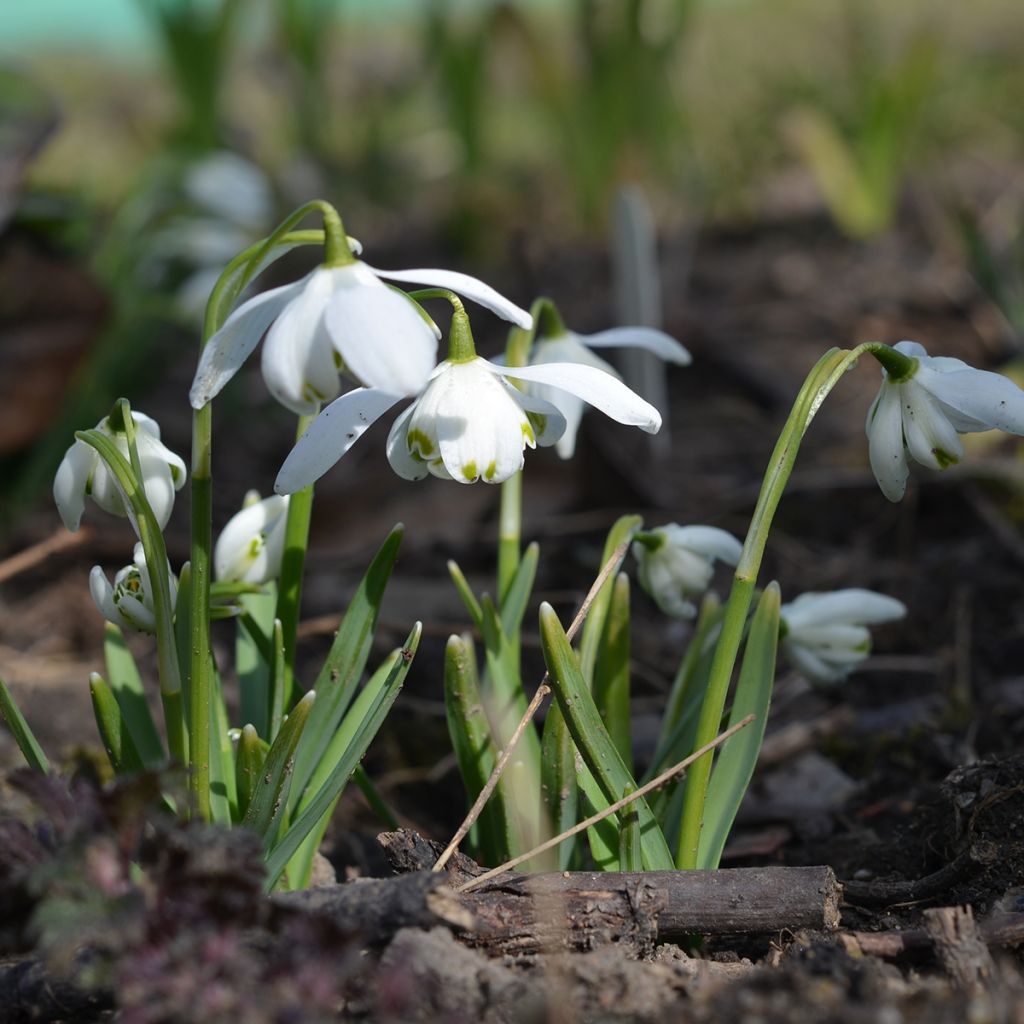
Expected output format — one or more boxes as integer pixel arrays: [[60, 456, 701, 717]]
[[3, 0, 1024, 520]]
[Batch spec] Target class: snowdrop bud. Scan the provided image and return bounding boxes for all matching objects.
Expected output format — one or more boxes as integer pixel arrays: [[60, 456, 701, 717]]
[[53, 412, 186, 532], [780, 588, 907, 685], [631, 524, 742, 618], [90, 543, 177, 635], [214, 491, 290, 584]]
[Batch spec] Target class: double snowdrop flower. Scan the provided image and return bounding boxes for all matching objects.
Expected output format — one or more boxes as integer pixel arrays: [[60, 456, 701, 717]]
[[189, 253, 533, 416], [526, 325, 691, 458], [631, 524, 743, 618], [780, 589, 907, 685], [866, 340, 1024, 501], [53, 412, 186, 533], [274, 311, 664, 491], [90, 543, 177, 635], [214, 491, 290, 584]]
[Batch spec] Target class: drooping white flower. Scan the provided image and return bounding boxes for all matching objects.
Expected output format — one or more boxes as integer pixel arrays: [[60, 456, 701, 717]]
[[631, 524, 742, 618], [274, 356, 663, 492], [780, 589, 907, 685], [189, 259, 533, 414], [527, 327, 691, 458], [214, 490, 290, 584], [866, 340, 1024, 502], [90, 543, 177, 635], [53, 412, 186, 532]]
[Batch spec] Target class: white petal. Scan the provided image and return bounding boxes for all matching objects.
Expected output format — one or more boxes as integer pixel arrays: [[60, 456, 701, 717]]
[[893, 340, 928, 360], [89, 566, 121, 626], [866, 383, 909, 502], [533, 335, 620, 374], [275, 387, 401, 493], [576, 327, 692, 365], [260, 267, 340, 415], [787, 623, 872, 651], [782, 589, 907, 629], [137, 457, 178, 530], [489, 360, 661, 434], [900, 383, 963, 472], [322, 264, 437, 397], [917, 364, 1024, 436], [53, 441, 96, 532], [135, 429, 187, 489], [662, 525, 743, 567], [385, 406, 430, 481], [510, 387, 567, 449], [215, 495, 288, 581], [784, 640, 847, 685], [365, 264, 532, 329], [189, 273, 312, 409]]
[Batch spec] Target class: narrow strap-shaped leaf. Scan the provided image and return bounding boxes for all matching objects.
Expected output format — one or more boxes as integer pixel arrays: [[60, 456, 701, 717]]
[[351, 765, 399, 830], [264, 623, 422, 891], [89, 672, 145, 774], [540, 702, 579, 871], [282, 648, 404, 889], [618, 785, 643, 872], [575, 768, 624, 870], [174, 562, 193, 711], [498, 541, 539, 640], [540, 602, 673, 870], [103, 624, 165, 768], [447, 559, 483, 631], [445, 634, 506, 866], [697, 583, 781, 869], [0, 676, 49, 774], [208, 664, 235, 826], [243, 690, 316, 847], [288, 525, 403, 813], [235, 724, 267, 821], [237, 586, 277, 739], [593, 573, 632, 771], [268, 619, 286, 741], [578, 515, 642, 686]]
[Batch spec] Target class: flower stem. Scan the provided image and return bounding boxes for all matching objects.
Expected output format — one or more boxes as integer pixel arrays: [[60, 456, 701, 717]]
[[676, 343, 884, 868], [275, 414, 317, 708]]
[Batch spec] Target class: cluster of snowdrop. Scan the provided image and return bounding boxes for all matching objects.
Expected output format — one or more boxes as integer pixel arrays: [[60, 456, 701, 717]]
[[35, 199, 1024, 869], [51, 212, 1024, 685]]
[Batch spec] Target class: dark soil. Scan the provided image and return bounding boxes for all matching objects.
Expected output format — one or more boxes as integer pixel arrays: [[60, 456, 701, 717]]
[[2, 199, 1024, 1021]]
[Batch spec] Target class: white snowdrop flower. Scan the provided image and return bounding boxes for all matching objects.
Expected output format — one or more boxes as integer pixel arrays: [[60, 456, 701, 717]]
[[631, 524, 743, 618], [528, 326, 690, 459], [53, 412, 186, 533], [189, 259, 533, 414], [214, 490, 290, 584], [90, 543, 177, 635], [780, 589, 907, 685], [866, 340, 1024, 502], [274, 356, 663, 492]]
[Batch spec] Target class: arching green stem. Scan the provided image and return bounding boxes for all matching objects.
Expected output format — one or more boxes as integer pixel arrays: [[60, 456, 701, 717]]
[[189, 200, 349, 821], [676, 342, 907, 868]]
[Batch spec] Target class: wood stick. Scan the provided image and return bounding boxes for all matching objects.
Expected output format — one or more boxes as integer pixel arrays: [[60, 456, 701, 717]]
[[431, 541, 630, 873], [456, 865, 841, 954], [0, 527, 92, 584], [843, 911, 1024, 960], [457, 714, 755, 892]]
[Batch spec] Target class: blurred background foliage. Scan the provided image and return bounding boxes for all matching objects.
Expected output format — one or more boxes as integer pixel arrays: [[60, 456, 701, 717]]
[[3, 0, 1024, 517]]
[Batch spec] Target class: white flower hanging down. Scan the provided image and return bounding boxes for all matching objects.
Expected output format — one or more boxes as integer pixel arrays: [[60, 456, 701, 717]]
[[631, 524, 743, 618], [527, 325, 691, 458], [90, 543, 178, 635], [54, 412, 186, 532], [189, 253, 534, 415], [780, 589, 907, 685], [274, 305, 665, 491], [214, 490, 290, 584], [866, 340, 1024, 501]]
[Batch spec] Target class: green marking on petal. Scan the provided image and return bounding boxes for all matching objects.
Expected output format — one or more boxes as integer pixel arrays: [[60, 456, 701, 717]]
[[934, 449, 959, 469], [522, 420, 536, 444], [484, 460, 497, 481], [408, 428, 435, 456], [462, 460, 478, 481]]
